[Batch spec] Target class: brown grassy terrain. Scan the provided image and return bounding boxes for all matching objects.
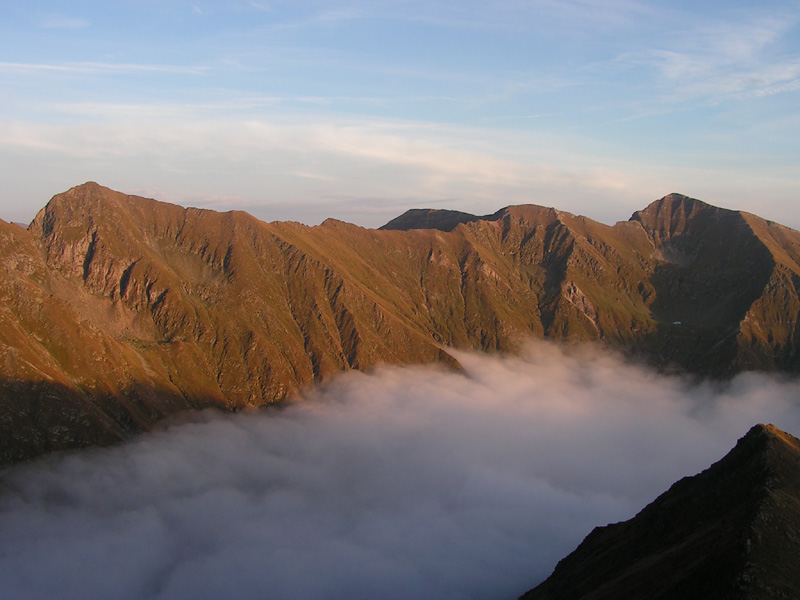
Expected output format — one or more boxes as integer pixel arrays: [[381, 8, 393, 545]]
[[2, 183, 799, 463]]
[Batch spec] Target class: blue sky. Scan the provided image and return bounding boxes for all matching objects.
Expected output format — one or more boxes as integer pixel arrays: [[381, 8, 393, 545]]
[[1, 1, 799, 227]]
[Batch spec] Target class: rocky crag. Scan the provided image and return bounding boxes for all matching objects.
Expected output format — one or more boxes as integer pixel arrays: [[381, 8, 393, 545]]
[[519, 424, 800, 599], [2, 183, 800, 463]]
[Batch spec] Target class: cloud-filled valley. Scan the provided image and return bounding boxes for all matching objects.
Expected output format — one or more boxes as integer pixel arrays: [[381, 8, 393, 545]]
[[2, 341, 799, 600]]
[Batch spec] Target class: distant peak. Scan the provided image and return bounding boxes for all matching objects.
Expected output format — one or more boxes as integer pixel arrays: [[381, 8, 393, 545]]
[[76, 180, 101, 189], [663, 192, 698, 203], [319, 218, 352, 228], [632, 193, 712, 220], [493, 204, 563, 223], [379, 204, 571, 232], [63, 181, 104, 196], [49, 181, 118, 208], [629, 193, 740, 237], [379, 208, 479, 232], [44, 182, 176, 215]]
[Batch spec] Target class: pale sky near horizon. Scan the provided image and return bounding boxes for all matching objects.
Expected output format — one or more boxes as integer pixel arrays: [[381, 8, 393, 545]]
[[1, 1, 799, 228]]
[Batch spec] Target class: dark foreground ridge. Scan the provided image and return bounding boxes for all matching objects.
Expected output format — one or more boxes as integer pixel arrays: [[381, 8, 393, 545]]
[[2, 183, 800, 463], [519, 424, 800, 600]]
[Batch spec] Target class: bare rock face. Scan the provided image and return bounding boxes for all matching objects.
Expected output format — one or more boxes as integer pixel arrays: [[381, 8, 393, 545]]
[[2, 184, 800, 463], [518, 424, 800, 600]]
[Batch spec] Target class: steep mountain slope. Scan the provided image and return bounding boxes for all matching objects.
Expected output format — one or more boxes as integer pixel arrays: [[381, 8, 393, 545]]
[[2, 183, 800, 463], [630, 195, 779, 373], [518, 424, 800, 599]]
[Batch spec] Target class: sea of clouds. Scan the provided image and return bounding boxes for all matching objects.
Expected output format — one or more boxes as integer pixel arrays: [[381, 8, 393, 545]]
[[2, 341, 799, 600]]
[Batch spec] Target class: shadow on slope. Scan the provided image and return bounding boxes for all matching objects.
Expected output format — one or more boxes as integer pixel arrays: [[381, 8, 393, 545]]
[[633, 195, 777, 376], [0, 379, 234, 466]]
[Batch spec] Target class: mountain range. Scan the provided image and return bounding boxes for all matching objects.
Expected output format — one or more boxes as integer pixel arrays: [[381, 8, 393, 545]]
[[519, 423, 800, 599], [2, 182, 800, 464]]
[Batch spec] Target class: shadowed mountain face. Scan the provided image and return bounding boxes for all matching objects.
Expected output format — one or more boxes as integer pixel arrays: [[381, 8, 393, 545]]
[[2, 184, 800, 463], [379, 207, 482, 231], [519, 424, 800, 600]]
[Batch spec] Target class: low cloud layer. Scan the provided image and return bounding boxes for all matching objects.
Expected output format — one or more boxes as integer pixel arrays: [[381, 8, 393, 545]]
[[2, 342, 799, 600]]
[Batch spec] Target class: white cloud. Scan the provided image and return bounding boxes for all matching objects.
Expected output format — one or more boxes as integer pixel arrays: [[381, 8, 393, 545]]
[[0, 110, 661, 226], [619, 15, 800, 105], [0, 341, 799, 599], [1, 89, 799, 230]]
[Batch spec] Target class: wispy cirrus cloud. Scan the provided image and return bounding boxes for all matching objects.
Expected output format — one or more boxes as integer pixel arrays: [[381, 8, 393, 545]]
[[246, 1, 272, 12], [0, 61, 206, 76], [39, 14, 89, 30], [267, 6, 364, 31], [368, 0, 653, 34], [619, 15, 800, 105], [0, 107, 668, 226], [2, 95, 799, 228]]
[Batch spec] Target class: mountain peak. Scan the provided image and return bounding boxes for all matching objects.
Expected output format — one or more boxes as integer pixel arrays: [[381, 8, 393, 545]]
[[33, 182, 147, 232], [379, 208, 480, 231], [742, 422, 800, 449], [52, 181, 125, 210], [69, 180, 103, 192], [380, 204, 568, 232], [629, 193, 734, 237], [637, 192, 713, 214], [491, 204, 562, 223], [4, 184, 800, 465]]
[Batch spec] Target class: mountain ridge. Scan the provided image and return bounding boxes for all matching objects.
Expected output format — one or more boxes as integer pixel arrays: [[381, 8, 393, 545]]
[[519, 423, 800, 599], [2, 182, 800, 463]]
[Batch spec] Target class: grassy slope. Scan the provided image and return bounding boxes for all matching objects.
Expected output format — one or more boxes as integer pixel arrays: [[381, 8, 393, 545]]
[[2, 185, 800, 463]]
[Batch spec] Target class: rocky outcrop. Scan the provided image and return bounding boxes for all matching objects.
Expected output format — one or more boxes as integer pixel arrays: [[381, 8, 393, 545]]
[[518, 424, 800, 599], [2, 184, 800, 463]]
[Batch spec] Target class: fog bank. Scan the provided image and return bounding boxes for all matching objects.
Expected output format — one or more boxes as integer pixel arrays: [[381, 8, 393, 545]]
[[2, 342, 799, 600]]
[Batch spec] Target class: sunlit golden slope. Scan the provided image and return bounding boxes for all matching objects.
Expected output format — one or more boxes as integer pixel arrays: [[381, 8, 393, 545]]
[[2, 183, 799, 463]]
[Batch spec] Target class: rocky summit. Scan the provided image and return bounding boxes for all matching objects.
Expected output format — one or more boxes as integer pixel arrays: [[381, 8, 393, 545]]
[[519, 424, 800, 600], [2, 183, 800, 463]]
